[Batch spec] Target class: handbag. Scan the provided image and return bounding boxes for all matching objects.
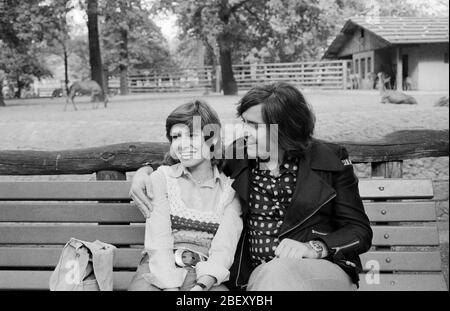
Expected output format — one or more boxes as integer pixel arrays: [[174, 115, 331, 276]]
[[49, 238, 116, 291]]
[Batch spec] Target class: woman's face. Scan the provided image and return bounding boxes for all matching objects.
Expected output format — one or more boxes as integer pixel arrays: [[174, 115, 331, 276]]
[[169, 124, 212, 168]]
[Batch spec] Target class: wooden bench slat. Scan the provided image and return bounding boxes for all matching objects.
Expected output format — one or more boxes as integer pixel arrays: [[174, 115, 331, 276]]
[[358, 179, 434, 199], [0, 270, 134, 290], [0, 247, 442, 272], [0, 203, 143, 223], [0, 181, 131, 201], [0, 225, 439, 246], [0, 201, 437, 223], [0, 247, 142, 268], [358, 273, 447, 291], [372, 226, 440, 246], [0, 179, 435, 200], [360, 251, 442, 272], [364, 202, 437, 222], [0, 225, 145, 245], [0, 270, 446, 291]]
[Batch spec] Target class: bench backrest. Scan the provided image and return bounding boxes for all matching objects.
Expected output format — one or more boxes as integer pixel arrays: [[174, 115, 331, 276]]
[[0, 178, 447, 290]]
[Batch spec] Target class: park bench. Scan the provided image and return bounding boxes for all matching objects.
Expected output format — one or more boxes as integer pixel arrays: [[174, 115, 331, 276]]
[[0, 130, 448, 291]]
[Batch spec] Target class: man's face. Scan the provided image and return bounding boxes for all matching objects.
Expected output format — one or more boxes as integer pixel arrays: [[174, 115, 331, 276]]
[[241, 104, 273, 160]]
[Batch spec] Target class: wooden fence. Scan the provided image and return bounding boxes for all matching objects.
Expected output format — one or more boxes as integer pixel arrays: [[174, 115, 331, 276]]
[[109, 60, 350, 94], [232, 61, 349, 90]]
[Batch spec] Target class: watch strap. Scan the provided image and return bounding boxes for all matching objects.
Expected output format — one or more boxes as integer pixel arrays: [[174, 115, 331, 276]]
[[195, 282, 207, 290]]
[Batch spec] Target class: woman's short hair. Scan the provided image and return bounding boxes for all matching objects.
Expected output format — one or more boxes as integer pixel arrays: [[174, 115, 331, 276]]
[[236, 82, 316, 158], [163, 100, 223, 167]]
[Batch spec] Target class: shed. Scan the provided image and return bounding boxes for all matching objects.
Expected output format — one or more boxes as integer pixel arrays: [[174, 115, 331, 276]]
[[324, 17, 449, 91]]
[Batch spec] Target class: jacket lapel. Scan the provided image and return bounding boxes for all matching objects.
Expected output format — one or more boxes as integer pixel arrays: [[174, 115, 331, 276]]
[[279, 157, 336, 236], [230, 159, 253, 217], [279, 141, 344, 236]]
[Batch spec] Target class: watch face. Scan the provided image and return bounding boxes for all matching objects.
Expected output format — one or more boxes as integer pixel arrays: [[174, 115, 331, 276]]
[[310, 241, 323, 252]]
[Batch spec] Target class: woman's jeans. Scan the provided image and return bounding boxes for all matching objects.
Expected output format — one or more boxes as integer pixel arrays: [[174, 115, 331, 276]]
[[247, 258, 357, 291]]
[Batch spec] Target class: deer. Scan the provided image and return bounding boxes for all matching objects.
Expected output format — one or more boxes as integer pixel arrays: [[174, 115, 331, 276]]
[[65, 80, 108, 111], [377, 72, 418, 105], [434, 96, 449, 107]]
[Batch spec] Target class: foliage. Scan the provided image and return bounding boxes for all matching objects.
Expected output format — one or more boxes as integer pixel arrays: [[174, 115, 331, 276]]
[[0, 1, 53, 98], [101, 0, 173, 75], [157, 0, 448, 65]]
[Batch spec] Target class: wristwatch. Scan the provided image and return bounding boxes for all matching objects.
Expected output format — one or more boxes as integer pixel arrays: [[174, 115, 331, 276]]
[[309, 240, 324, 259]]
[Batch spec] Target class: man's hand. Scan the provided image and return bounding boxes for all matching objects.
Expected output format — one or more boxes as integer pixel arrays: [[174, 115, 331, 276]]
[[129, 166, 154, 218], [274, 238, 326, 259]]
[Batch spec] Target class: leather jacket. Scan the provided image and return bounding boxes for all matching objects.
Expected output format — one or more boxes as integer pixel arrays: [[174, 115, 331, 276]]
[[222, 139, 373, 290]]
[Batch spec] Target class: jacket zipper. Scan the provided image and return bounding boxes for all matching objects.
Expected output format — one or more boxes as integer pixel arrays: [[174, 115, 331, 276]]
[[312, 229, 329, 236], [332, 240, 360, 254], [235, 230, 247, 288], [339, 259, 357, 268], [278, 193, 337, 238]]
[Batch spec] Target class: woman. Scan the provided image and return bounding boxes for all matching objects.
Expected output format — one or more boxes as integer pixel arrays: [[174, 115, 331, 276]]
[[128, 100, 242, 291]]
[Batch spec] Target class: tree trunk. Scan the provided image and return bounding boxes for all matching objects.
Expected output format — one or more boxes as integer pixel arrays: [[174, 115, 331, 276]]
[[0, 84, 5, 107], [217, 1, 237, 95], [203, 39, 219, 92], [119, 29, 129, 95], [16, 75, 22, 99], [87, 0, 105, 101], [218, 34, 237, 95], [63, 46, 69, 94], [118, 0, 129, 95], [103, 67, 109, 94]]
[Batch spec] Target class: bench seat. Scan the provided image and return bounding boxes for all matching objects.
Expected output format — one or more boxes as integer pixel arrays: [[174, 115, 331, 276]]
[[0, 179, 447, 291]]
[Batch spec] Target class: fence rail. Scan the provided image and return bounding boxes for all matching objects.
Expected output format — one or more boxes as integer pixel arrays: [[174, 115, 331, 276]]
[[0, 130, 447, 176], [109, 60, 350, 94]]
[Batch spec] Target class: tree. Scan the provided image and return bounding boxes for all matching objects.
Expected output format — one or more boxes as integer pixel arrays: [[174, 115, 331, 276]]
[[86, 0, 105, 99], [36, 0, 74, 93], [0, 1, 53, 103], [157, 0, 261, 95], [45, 0, 73, 93], [246, 0, 343, 62], [156, 0, 351, 94], [102, 0, 171, 95], [0, 69, 5, 107]]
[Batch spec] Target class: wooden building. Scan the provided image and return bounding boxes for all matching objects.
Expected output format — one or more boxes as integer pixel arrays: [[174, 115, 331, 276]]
[[324, 17, 449, 91]]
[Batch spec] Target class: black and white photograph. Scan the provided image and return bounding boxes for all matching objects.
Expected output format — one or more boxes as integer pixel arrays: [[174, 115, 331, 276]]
[[0, 0, 448, 298]]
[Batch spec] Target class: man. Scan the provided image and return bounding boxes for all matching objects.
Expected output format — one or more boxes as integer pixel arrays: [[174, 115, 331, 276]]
[[130, 82, 372, 291]]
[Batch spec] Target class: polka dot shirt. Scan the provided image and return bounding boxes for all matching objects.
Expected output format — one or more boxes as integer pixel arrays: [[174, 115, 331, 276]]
[[247, 156, 299, 267]]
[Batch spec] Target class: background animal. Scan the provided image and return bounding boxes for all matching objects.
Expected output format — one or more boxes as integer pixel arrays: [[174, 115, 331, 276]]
[[367, 72, 377, 89], [378, 72, 418, 105], [349, 73, 360, 89], [403, 76, 413, 91], [377, 72, 392, 90], [65, 80, 108, 111], [434, 96, 449, 107]]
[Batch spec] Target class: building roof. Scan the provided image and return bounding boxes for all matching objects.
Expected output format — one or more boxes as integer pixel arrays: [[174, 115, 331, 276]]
[[324, 16, 449, 58]]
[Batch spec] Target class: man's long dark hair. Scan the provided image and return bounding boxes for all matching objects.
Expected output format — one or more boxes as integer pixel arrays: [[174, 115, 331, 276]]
[[236, 82, 316, 158]]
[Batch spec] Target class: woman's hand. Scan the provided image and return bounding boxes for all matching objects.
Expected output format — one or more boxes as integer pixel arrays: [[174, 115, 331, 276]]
[[274, 238, 323, 259], [189, 275, 217, 291], [190, 285, 204, 291], [129, 166, 154, 218]]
